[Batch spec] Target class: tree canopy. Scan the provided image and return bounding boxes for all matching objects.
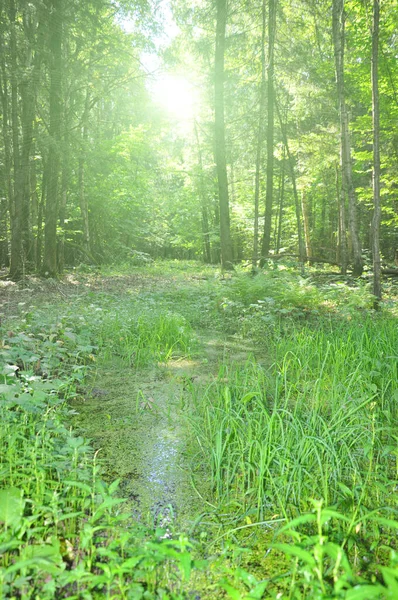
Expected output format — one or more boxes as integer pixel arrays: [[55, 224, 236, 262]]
[[0, 0, 396, 291]]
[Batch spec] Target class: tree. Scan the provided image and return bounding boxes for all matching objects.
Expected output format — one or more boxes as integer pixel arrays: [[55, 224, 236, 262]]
[[42, 0, 63, 277], [214, 0, 233, 270], [332, 0, 363, 276], [372, 0, 381, 305], [260, 0, 277, 262], [252, 0, 267, 268]]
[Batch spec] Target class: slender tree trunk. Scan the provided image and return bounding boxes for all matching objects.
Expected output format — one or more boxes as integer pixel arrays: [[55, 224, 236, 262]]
[[335, 162, 347, 272], [276, 101, 305, 262], [0, 51, 12, 268], [58, 116, 69, 273], [36, 158, 46, 272], [20, 75, 35, 268], [194, 121, 211, 263], [9, 0, 23, 280], [30, 144, 38, 268], [301, 190, 312, 259], [260, 0, 276, 261], [43, 0, 62, 277], [372, 0, 381, 306], [332, 0, 363, 276], [253, 0, 267, 269], [79, 86, 91, 258], [276, 149, 285, 253], [214, 0, 233, 270]]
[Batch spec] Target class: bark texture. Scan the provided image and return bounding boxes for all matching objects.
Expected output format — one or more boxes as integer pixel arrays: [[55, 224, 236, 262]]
[[332, 0, 363, 276], [372, 0, 381, 305], [214, 0, 233, 269]]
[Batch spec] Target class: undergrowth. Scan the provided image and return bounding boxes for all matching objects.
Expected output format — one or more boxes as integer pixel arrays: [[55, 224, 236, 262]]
[[0, 261, 397, 598]]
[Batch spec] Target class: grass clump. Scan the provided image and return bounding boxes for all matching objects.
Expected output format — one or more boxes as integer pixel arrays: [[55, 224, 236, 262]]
[[189, 313, 398, 517], [0, 302, 201, 599]]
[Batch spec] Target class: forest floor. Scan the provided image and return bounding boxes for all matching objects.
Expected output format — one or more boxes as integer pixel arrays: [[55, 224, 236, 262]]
[[1, 261, 398, 598]]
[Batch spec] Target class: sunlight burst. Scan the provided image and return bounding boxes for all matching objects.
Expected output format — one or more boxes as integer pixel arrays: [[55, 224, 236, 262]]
[[151, 74, 196, 121]]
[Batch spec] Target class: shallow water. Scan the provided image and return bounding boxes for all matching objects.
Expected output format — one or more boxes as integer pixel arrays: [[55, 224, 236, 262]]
[[72, 358, 208, 529], [72, 335, 256, 530]]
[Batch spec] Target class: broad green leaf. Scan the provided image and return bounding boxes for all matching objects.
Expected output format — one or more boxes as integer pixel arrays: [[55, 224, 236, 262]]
[[247, 581, 268, 598], [345, 584, 386, 599], [272, 543, 316, 566], [219, 580, 242, 600], [277, 513, 317, 534], [0, 487, 24, 529]]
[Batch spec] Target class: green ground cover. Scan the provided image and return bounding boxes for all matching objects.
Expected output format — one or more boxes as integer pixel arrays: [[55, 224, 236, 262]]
[[0, 261, 398, 598]]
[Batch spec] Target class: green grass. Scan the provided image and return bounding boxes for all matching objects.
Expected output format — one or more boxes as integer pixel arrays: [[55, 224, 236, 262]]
[[1, 261, 398, 598]]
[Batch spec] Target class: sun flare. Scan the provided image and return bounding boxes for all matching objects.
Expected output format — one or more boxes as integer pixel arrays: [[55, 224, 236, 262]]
[[151, 74, 196, 121]]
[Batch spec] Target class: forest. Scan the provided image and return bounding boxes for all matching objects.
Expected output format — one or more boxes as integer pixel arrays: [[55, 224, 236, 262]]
[[0, 0, 398, 598]]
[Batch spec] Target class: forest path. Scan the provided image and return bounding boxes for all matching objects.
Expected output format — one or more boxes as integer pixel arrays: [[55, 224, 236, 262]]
[[0, 266, 257, 528], [73, 331, 256, 530]]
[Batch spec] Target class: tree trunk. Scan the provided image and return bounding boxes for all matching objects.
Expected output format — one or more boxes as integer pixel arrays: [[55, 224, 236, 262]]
[[332, 0, 363, 276], [0, 47, 12, 268], [42, 0, 62, 277], [372, 0, 381, 306], [275, 149, 285, 254], [214, 0, 233, 270], [276, 101, 305, 262], [194, 121, 211, 263], [79, 86, 91, 259], [20, 73, 35, 269], [335, 162, 347, 273], [301, 190, 312, 259], [9, 0, 23, 280], [36, 159, 46, 272], [260, 0, 276, 261], [252, 0, 267, 269]]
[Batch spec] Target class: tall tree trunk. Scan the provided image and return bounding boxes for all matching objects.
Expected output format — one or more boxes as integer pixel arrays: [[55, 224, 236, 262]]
[[30, 143, 38, 268], [194, 121, 211, 263], [276, 101, 305, 261], [275, 149, 285, 254], [58, 120, 69, 273], [214, 0, 233, 270], [36, 158, 46, 272], [9, 0, 23, 280], [20, 75, 35, 268], [335, 162, 347, 272], [79, 86, 91, 258], [42, 0, 62, 277], [260, 0, 276, 261], [252, 0, 267, 269], [0, 48, 12, 268], [301, 189, 312, 259], [332, 0, 363, 276], [372, 0, 381, 306]]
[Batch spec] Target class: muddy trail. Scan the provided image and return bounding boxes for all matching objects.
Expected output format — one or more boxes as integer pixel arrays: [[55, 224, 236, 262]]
[[72, 333, 256, 531], [0, 267, 261, 528]]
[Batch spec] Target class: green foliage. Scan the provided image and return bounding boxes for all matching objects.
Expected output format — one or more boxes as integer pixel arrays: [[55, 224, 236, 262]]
[[1, 264, 397, 598], [0, 296, 202, 598]]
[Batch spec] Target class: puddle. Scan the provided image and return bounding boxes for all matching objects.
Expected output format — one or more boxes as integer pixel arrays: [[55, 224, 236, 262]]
[[72, 360, 207, 529], [72, 334, 258, 530]]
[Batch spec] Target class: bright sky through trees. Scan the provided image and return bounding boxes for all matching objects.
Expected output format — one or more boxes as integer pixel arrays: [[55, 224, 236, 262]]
[[121, 2, 195, 122], [151, 75, 197, 121]]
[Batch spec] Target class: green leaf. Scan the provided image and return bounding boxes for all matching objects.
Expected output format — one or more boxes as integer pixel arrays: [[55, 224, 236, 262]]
[[247, 581, 268, 598], [345, 584, 386, 599], [0, 487, 25, 529], [219, 580, 243, 600], [178, 551, 192, 580], [272, 543, 316, 566], [381, 567, 398, 594], [0, 384, 17, 395], [277, 513, 317, 534]]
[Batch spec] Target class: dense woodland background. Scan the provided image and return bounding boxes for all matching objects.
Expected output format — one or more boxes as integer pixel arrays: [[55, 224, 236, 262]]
[[0, 0, 396, 285]]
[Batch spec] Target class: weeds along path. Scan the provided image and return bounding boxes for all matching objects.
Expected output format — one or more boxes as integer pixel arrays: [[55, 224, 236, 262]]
[[65, 266, 257, 529], [72, 335, 256, 530]]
